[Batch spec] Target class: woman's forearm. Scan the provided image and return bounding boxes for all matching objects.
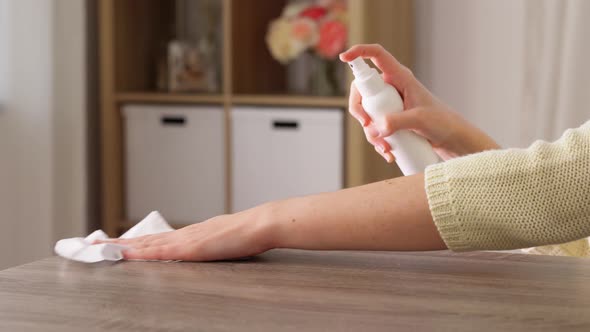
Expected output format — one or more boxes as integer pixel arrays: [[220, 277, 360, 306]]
[[104, 173, 446, 261], [262, 173, 447, 251]]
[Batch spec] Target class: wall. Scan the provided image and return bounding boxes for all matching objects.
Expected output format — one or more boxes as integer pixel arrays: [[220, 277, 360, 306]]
[[0, 0, 86, 269], [0, 0, 7, 105], [414, 0, 527, 148]]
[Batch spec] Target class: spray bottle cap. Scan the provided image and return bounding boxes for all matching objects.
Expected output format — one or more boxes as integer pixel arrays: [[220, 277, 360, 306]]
[[348, 57, 384, 96], [348, 57, 376, 80]]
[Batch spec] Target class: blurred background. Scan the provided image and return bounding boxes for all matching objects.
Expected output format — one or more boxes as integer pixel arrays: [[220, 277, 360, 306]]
[[0, 0, 588, 269]]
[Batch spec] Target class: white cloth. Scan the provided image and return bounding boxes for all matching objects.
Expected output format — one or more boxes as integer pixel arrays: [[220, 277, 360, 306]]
[[55, 211, 174, 263]]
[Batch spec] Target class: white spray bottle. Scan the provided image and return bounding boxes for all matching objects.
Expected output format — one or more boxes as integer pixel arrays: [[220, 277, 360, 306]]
[[348, 57, 440, 175]]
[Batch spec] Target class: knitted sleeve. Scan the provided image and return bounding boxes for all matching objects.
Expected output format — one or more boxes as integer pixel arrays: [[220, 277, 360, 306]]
[[424, 121, 590, 252]]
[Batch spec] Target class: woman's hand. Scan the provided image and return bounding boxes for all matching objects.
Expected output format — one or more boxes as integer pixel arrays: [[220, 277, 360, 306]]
[[340, 44, 500, 161], [99, 208, 275, 261]]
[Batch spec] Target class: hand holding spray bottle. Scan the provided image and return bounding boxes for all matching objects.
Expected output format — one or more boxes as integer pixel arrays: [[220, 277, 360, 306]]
[[347, 58, 440, 175]]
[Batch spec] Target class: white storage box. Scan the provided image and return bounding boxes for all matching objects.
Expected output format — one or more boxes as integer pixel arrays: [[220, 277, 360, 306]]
[[231, 107, 343, 212], [123, 104, 225, 225]]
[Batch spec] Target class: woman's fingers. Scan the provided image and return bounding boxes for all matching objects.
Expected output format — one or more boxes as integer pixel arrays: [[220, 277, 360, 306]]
[[123, 245, 180, 261], [365, 126, 394, 163], [340, 44, 415, 92], [94, 233, 170, 248], [374, 146, 394, 163], [364, 126, 390, 152], [94, 238, 133, 245], [348, 83, 371, 126], [125, 236, 171, 250], [93, 231, 187, 260]]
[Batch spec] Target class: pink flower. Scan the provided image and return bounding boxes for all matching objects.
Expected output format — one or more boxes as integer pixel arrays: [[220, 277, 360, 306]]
[[315, 20, 347, 59], [299, 5, 327, 21], [291, 17, 319, 46]]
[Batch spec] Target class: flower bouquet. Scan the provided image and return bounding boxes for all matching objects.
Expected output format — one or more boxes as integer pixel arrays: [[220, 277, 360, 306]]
[[266, 0, 348, 96]]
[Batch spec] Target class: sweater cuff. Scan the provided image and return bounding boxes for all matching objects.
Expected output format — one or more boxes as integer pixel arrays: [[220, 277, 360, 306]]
[[424, 163, 470, 251]]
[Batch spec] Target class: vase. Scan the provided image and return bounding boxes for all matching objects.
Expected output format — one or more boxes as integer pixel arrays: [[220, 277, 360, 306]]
[[309, 56, 343, 96], [287, 53, 344, 96]]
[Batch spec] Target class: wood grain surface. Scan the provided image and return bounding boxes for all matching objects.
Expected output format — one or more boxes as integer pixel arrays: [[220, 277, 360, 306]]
[[1, 250, 589, 331]]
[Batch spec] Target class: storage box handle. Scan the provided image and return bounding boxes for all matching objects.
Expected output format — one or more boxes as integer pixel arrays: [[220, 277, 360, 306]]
[[272, 120, 299, 130], [161, 116, 186, 126]]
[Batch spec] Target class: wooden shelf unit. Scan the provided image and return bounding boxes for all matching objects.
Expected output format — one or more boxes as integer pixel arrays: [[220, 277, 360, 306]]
[[99, 0, 412, 236], [230, 95, 348, 108], [116, 92, 225, 104], [116, 92, 346, 108]]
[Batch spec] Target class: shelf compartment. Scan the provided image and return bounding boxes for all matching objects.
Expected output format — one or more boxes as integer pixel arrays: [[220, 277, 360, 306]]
[[230, 0, 349, 97], [114, 0, 223, 93], [231, 0, 288, 95]]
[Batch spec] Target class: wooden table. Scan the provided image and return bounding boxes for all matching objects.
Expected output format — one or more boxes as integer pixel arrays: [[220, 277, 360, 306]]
[[1, 250, 589, 331]]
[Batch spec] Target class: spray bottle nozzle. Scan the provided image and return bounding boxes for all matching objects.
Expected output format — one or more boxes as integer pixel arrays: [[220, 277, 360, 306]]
[[348, 57, 373, 80], [349, 57, 368, 69]]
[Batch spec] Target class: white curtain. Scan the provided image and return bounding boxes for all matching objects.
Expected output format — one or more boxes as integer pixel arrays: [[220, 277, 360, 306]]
[[414, 0, 527, 148], [415, 0, 590, 147], [519, 0, 590, 256], [520, 0, 590, 143]]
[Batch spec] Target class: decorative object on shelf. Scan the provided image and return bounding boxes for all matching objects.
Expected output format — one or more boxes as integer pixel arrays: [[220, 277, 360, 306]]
[[158, 0, 221, 93], [266, 0, 348, 96], [168, 40, 211, 93]]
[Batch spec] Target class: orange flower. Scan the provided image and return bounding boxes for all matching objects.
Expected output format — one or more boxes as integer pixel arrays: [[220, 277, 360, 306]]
[[315, 20, 347, 59]]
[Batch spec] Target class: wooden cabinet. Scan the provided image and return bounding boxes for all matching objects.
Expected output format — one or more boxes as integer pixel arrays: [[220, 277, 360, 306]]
[[98, 0, 412, 235]]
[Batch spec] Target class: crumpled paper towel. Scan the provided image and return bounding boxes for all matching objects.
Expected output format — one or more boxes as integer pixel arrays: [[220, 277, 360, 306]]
[[55, 211, 174, 263]]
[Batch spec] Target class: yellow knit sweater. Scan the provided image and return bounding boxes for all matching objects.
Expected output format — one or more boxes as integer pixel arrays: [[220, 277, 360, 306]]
[[425, 120, 590, 257]]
